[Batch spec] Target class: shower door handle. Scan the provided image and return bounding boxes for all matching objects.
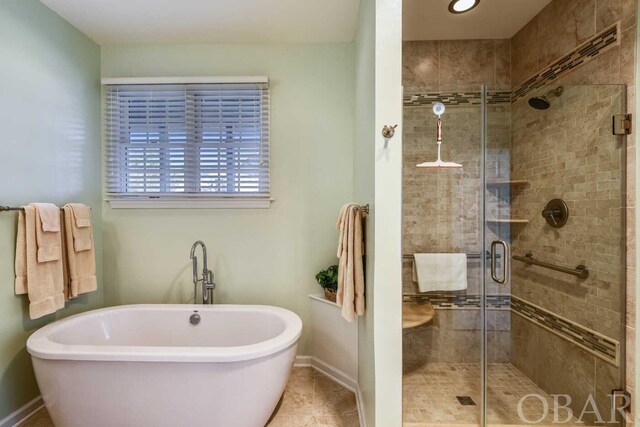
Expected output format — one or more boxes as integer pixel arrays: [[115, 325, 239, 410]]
[[490, 240, 510, 284]]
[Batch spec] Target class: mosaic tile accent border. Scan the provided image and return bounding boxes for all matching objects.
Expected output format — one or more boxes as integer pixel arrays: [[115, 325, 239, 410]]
[[511, 296, 620, 366], [512, 23, 619, 101], [407, 293, 619, 365], [403, 91, 511, 107], [402, 24, 619, 107], [413, 293, 511, 309]]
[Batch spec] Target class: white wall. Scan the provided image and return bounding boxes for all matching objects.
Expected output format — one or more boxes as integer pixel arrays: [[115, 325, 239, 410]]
[[372, 0, 404, 424], [353, 0, 377, 424], [354, 0, 404, 424], [0, 0, 102, 419], [309, 295, 359, 382], [101, 43, 355, 354]]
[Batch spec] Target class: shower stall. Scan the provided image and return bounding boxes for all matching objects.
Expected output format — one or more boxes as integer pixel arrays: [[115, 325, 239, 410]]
[[402, 81, 628, 425]]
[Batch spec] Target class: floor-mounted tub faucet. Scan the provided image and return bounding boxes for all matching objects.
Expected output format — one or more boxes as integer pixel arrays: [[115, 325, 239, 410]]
[[190, 241, 215, 304]]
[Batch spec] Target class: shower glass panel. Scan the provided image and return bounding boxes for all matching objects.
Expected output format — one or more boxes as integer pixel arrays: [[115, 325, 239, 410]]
[[403, 84, 485, 425], [484, 83, 627, 426], [402, 83, 627, 427]]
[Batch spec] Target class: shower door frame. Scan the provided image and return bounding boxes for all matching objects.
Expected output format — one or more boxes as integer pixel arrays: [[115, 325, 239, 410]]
[[480, 84, 488, 427]]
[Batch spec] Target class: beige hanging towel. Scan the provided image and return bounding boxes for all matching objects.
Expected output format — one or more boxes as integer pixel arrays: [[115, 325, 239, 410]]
[[335, 203, 366, 322], [30, 203, 62, 262], [15, 206, 65, 319], [30, 203, 61, 232], [63, 204, 97, 298], [14, 210, 27, 295]]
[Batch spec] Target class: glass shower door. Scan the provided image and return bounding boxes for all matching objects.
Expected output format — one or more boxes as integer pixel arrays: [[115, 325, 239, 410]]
[[483, 83, 628, 426]]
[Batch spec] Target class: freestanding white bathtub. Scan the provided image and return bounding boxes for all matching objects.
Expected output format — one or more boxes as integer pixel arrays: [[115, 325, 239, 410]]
[[27, 304, 302, 427]]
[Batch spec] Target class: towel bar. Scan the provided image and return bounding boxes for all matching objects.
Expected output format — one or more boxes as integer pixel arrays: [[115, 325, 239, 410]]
[[354, 204, 369, 214], [1, 205, 65, 212], [0, 205, 91, 212], [0, 206, 27, 212]]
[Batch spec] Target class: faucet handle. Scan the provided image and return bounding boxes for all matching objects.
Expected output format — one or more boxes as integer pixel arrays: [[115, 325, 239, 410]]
[[206, 270, 215, 289]]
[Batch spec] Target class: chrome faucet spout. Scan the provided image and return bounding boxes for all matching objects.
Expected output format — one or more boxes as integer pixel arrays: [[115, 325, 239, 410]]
[[189, 241, 215, 304], [190, 240, 207, 264]]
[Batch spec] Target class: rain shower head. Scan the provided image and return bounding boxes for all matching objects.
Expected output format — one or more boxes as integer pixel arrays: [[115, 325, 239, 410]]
[[528, 86, 564, 110], [528, 96, 551, 110]]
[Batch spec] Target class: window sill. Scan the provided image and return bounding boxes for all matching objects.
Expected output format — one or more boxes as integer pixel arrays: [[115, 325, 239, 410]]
[[107, 198, 273, 209]]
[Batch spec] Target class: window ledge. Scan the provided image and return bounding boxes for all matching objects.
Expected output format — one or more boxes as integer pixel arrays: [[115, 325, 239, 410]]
[[107, 198, 273, 209]]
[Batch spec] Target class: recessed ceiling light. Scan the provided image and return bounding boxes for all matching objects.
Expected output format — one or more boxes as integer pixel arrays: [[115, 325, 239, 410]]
[[448, 0, 480, 14]]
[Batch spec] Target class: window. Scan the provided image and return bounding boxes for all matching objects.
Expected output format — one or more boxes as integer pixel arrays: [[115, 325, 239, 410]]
[[104, 78, 270, 208]]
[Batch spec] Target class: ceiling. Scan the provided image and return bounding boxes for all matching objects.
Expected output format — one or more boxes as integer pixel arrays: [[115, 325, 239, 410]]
[[40, 0, 551, 45], [404, 0, 552, 40], [39, 0, 361, 45]]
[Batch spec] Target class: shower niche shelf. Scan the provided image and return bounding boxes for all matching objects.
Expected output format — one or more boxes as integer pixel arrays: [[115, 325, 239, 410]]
[[487, 219, 530, 224]]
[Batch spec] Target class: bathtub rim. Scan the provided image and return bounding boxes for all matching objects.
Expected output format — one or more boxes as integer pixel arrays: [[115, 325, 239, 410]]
[[27, 304, 302, 363]]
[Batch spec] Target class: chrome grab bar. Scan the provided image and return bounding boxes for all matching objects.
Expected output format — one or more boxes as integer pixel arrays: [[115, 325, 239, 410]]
[[490, 240, 509, 284], [512, 252, 589, 279]]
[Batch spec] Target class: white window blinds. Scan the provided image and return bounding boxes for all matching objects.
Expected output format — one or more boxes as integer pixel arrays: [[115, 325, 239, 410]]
[[105, 82, 270, 204]]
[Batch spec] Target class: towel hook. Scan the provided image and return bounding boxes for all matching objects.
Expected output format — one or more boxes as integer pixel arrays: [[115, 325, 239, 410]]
[[382, 124, 398, 139]]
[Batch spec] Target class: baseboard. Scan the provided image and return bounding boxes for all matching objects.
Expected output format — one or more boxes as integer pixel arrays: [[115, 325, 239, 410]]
[[355, 384, 367, 427], [295, 355, 357, 392], [0, 396, 44, 427], [294, 355, 313, 367], [309, 357, 358, 392]]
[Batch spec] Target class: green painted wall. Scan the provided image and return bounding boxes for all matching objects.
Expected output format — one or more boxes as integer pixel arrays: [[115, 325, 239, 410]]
[[0, 0, 102, 419], [353, 0, 377, 425], [101, 43, 355, 354]]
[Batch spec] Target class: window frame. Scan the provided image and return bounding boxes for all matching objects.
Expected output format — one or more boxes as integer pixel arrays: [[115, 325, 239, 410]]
[[102, 76, 272, 209]]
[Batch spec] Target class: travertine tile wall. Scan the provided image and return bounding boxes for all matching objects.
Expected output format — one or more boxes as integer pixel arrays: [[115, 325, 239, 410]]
[[403, 309, 510, 366], [403, 39, 511, 91], [403, 104, 482, 263], [511, 315, 621, 424], [510, 84, 625, 340], [510, 84, 625, 422], [510, 0, 637, 414], [511, 0, 637, 88], [402, 98, 511, 362], [402, 38, 512, 279], [402, 39, 511, 362]]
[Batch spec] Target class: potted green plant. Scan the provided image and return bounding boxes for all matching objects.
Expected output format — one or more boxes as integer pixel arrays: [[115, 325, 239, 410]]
[[315, 265, 339, 302]]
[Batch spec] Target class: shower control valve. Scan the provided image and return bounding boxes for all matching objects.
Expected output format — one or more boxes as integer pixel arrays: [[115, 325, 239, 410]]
[[541, 198, 569, 228]]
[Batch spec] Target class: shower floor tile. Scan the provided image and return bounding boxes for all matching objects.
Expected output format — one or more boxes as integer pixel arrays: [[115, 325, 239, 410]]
[[403, 363, 580, 426]]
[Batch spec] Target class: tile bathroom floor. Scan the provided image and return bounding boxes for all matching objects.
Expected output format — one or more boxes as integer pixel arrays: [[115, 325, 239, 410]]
[[20, 367, 359, 427], [403, 362, 579, 426]]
